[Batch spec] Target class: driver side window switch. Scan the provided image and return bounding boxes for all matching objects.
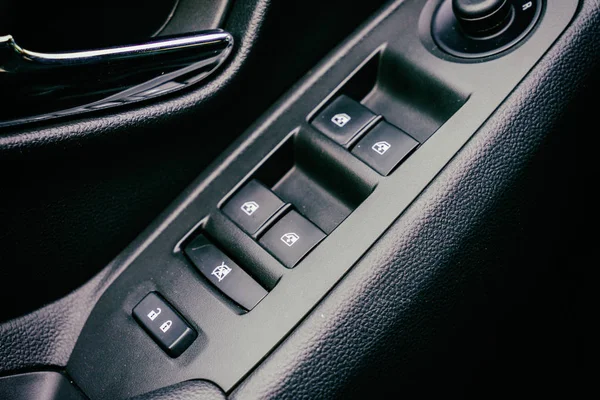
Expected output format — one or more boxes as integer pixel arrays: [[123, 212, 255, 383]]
[[259, 210, 326, 268], [133, 292, 197, 358]]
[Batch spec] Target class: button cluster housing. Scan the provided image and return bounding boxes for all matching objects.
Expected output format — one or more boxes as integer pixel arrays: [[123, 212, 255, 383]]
[[132, 94, 420, 358]]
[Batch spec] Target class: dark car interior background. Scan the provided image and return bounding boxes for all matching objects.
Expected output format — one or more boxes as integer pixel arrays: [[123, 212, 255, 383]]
[[0, 0, 593, 398]]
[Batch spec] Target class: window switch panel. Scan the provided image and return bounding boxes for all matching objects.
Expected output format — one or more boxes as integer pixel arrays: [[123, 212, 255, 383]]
[[259, 210, 326, 268], [312, 95, 377, 145], [133, 292, 197, 358], [351, 121, 419, 176], [184, 235, 268, 310], [222, 180, 285, 235]]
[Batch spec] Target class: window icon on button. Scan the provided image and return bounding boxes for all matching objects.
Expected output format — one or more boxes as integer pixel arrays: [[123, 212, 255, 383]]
[[281, 232, 300, 247], [331, 113, 351, 128], [211, 262, 232, 282], [241, 201, 260, 216], [372, 141, 391, 155]]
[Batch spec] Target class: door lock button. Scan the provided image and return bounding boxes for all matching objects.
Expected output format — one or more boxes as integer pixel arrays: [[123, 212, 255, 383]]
[[312, 95, 377, 145], [132, 292, 197, 357], [184, 235, 268, 310], [259, 210, 326, 268], [351, 121, 419, 175], [223, 180, 285, 235]]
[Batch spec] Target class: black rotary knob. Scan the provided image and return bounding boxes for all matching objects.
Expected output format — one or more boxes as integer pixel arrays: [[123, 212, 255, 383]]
[[452, 0, 513, 37]]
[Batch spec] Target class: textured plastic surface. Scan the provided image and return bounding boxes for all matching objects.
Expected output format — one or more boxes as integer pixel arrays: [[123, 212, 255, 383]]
[[129, 380, 225, 400], [0, 372, 85, 400], [232, 2, 598, 397], [66, 0, 579, 398]]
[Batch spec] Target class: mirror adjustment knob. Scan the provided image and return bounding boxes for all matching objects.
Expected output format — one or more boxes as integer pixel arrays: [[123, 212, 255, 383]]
[[452, 0, 513, 37], [432, 0, 541, 58]]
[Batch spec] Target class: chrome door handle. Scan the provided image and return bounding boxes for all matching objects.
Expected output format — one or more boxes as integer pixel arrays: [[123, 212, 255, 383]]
[[0, 30, 233, 127]]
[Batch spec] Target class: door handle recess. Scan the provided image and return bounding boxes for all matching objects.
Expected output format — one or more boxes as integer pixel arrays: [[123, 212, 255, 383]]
[[0, 30, 233, 127]]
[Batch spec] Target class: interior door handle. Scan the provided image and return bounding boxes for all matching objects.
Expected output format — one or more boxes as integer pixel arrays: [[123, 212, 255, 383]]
[[0, 29, 233, 127]]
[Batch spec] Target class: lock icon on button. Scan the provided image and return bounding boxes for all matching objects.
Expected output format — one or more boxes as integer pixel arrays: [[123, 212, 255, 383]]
[[147, 307, 161, 321], [160, 320, 172, 333]]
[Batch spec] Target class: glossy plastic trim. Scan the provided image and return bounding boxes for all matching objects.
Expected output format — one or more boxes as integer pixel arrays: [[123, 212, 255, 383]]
[[0, 30, 233, 127]]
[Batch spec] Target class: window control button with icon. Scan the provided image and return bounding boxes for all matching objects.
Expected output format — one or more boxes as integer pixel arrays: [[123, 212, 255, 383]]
[[351, 121, 419, 176], [132, 292, 197, 357], [312, 94, 378, 145], [184, 235, 268, 310], [259, 210, 326, 268], [222, 179, 285, 235]]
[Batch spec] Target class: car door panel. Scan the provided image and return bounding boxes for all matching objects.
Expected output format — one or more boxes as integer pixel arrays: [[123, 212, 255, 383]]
[[0, 0, 387, 322], [0, 0, 595, 398]]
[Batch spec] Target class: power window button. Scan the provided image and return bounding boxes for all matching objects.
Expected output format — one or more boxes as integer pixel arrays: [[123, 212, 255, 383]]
[[312, 95, 377, 145], [259, 210, 326, 268], [352, 121, 419, 175], [223, 180, 285, 235]]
